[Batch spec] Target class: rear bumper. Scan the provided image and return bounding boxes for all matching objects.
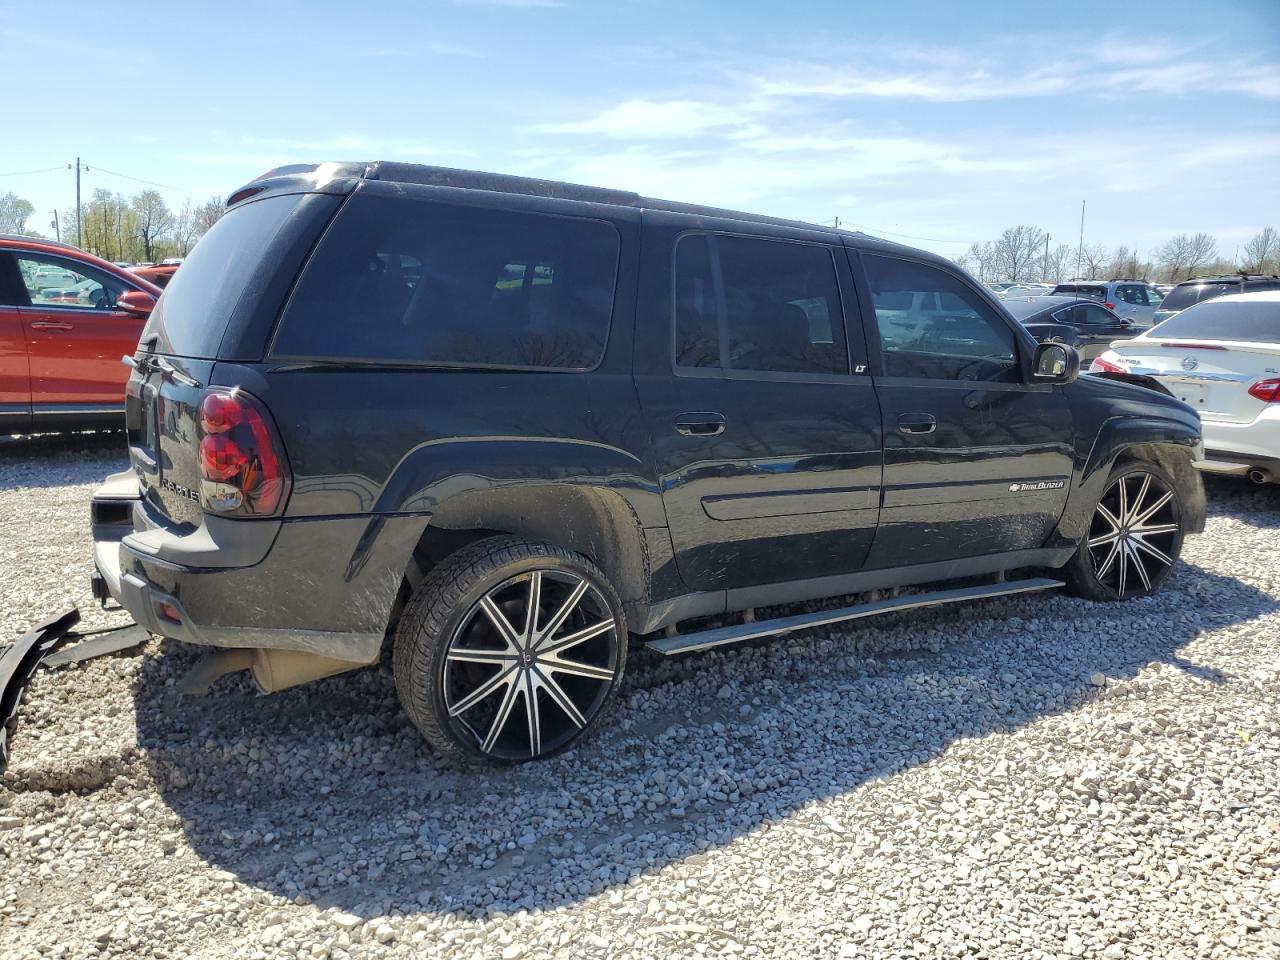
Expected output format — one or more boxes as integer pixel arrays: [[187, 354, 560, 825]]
[[1198, 410, 1280, 475], [90, 472, 430, 663]]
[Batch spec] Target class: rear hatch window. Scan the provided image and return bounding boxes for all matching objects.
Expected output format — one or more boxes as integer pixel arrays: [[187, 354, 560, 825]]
[[1159, 281, 1237, 313], [1052, 284, 1106, 300], [1149, 297, 1279, 341], [141, 193, 308, 358]]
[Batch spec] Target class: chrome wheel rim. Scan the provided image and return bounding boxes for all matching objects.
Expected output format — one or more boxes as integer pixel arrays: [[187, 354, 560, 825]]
[[443, 569, 620, 760], [1087, 471, 1180, 598]]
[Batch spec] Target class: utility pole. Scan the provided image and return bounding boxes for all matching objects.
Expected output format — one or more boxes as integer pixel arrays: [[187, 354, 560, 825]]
[[832, 216, 841, 229], [74, 157, 88, 248], [1075, 200, 1086, 279], [50, 210, 60, 243], [1043, 232, 1050, 282]]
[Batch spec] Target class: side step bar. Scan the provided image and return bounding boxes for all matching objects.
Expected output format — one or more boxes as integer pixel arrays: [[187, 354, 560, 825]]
[[645, 577, 1064, 656]]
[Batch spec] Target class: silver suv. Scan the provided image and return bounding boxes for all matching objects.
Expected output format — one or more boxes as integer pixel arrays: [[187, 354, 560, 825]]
[[1050, 279, 1164, 327]]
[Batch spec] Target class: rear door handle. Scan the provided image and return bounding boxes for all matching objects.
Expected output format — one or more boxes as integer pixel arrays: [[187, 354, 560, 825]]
[[898, 413, 937, 435], [30, 320, 74, 331], [675, 412, 726, 437]]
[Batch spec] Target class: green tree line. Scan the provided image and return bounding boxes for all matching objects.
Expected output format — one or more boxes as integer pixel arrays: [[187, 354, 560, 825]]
[[0, 189, 223, 263]]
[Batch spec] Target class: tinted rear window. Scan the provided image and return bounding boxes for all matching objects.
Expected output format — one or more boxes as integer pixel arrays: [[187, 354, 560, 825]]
[[1159, 281, 1237, 312], [1150, 297, 1279, 341], [273, 193, 619, 370], [1052, 284, 1106, 300], [142, 194, 303, 357]]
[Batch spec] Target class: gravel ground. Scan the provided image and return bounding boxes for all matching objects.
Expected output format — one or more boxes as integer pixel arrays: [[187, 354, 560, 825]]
[[2, 433, 1278, 960]]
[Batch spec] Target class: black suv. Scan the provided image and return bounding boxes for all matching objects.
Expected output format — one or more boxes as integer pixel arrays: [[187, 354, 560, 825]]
[[90, 162, 1205, 763], [1153, 274, 1280, 325]]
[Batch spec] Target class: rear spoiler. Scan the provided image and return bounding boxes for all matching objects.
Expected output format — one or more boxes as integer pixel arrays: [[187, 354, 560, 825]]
[[226, 162, 370, 208]]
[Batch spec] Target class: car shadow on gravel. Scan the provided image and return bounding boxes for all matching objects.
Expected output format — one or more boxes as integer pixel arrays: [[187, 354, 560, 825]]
[[129, 551, 1276, 921]]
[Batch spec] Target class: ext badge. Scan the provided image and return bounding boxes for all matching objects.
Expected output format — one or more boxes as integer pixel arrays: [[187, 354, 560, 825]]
[[1009, 480, 1066, 493], [1181, 356, 1199, 371]]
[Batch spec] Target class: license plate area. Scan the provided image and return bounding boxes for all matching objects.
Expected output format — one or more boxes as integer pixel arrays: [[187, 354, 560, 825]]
[[1171, 382, 1207, 408]]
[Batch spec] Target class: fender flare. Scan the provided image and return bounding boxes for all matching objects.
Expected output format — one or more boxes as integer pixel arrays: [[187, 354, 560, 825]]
[[1054, 415, 1204, 543]]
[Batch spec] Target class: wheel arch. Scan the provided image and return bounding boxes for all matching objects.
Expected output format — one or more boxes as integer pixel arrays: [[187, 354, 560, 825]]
[[389, 483, 652, 639], [1054, 416, 1205, 544]]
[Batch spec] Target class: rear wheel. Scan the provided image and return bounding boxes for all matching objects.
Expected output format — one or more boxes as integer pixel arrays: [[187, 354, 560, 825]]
[[393, 536, 626, 764], [1065, 461, 1184, 601]]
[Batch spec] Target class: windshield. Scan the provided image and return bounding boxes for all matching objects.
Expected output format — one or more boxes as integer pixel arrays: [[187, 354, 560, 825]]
[[1159, 281, 1236, 312], [1149, 297, 1278, 342]]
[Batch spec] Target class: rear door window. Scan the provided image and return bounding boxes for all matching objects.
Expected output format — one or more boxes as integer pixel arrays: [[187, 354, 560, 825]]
[[673, 233, 850, 376], [274, 194, 619, 370]]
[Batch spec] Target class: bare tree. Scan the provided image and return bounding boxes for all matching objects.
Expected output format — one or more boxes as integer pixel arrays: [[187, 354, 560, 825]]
[[957, 241, 998, 281], [194, 198, 224, 237], [992, 225, 1047, 282], [1076, 244, 1107, 279], [0, 192, 36, 234], [1242, 226, 1277, 274], [1045, 244, 1075, 283], [132, 190, 174, 263], [1158, 233, 1219, 281]]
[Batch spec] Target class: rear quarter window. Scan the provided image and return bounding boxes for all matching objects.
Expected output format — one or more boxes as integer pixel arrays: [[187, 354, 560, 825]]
[[272, 193, 620, 370]]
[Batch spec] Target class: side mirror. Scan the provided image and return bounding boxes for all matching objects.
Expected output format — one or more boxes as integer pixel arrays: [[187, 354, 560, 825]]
[[1032, 341, 1079, 384], [117, 290, 157, 317]]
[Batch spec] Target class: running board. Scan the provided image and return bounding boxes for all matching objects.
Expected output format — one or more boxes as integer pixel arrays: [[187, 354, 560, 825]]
[[645, 577, 1064, 656]]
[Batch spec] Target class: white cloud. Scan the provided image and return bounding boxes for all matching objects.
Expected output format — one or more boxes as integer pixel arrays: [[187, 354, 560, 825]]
[[535, 99, 758, 138]]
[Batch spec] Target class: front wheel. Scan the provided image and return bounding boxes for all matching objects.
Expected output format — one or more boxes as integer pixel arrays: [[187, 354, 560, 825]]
[[393, 536, 627, 764], [1064, 461, 1184, 601]]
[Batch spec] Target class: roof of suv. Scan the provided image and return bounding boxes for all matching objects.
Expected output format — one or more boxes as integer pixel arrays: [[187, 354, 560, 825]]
[[230, 160, 943, 259]]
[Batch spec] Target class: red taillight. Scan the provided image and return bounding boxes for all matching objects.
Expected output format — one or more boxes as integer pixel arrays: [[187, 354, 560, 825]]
[[1091, 356, 1127, 374], [199, 435, 248, 480], [199, 392, 243, 434], [1249, 378, 1280, 403], [196, 389, 290, 516], [1104, 301, 1116, 310], [1159, 342, 1226, 350]]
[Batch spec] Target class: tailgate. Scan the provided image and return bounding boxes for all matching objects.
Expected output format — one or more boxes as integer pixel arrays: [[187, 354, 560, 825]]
[[124, 357, 216, 526]]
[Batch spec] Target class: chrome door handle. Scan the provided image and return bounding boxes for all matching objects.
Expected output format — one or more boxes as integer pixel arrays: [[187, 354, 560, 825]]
[[31, 320, 74, 331], [898, 413, 937, 435], [675, 412, 726, 437]]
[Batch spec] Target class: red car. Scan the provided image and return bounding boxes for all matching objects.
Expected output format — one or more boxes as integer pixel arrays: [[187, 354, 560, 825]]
[[0, 235, 161, 433]]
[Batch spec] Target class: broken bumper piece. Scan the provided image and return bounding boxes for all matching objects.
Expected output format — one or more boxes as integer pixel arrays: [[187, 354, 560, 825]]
[[0, 610, 147, 776]]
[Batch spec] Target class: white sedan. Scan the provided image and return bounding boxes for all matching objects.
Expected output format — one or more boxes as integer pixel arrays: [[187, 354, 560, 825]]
[[1090, 291, 1280, 484]]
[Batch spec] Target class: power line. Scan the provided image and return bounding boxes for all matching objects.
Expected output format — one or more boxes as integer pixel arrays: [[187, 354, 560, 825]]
[[89, 164, 219, 198], [0, 165, 68, 178], [832, 218, 979, 245]]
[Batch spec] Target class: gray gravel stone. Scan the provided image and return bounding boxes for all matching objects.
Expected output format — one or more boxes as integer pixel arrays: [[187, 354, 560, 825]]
[[2, 438, 1278, 959]]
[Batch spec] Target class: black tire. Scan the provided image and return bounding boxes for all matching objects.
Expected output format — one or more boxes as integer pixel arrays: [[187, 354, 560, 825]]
[[393, 536, 627, 764], [1064, 459, 1184, 601]]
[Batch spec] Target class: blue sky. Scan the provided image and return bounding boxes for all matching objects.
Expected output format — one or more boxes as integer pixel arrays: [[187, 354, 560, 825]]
[[1, 0, 1277, 259]]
